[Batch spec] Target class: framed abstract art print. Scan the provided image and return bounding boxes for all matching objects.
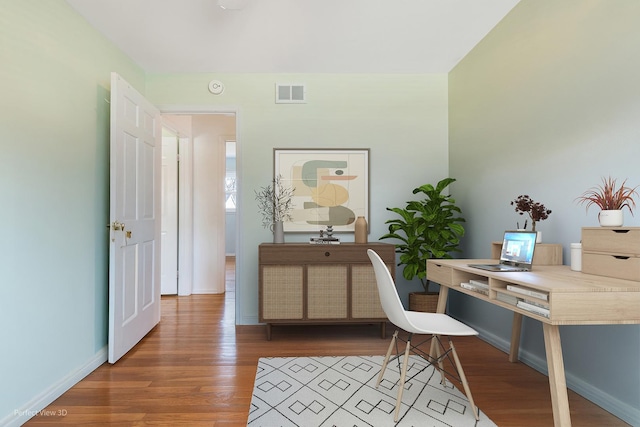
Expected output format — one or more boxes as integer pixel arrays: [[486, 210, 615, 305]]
[[274, 148, 369, 233]]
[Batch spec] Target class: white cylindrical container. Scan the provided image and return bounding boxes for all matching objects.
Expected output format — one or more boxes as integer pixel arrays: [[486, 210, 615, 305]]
[[571, 243, 582, 271]]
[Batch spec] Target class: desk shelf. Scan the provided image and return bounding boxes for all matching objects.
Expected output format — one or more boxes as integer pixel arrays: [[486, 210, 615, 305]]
[[491, 241, 563, 265]]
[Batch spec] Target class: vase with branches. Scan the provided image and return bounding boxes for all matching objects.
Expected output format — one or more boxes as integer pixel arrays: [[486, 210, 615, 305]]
[[510, 195, 552, 232], [255, 175, 295, 242]]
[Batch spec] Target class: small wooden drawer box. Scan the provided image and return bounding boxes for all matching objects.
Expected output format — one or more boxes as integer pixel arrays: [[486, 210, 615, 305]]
[[582, 227, 640, 254], [582, 252, 640, 281], [581, 227, 640, 281]]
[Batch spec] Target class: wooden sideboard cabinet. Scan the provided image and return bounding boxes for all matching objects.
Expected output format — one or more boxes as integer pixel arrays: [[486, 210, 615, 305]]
[[259, 242, 395, 340]]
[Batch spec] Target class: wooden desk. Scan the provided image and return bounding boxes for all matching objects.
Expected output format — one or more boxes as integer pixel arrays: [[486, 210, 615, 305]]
[[427, 259, 640, 427]]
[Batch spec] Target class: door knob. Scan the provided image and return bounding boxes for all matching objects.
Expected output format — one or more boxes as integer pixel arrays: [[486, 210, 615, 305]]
[[109, 221, 125, 231]]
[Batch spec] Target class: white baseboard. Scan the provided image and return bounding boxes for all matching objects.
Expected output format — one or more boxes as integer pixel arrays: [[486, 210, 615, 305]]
[[191, 289, 226, 294], [1, 347, 107, 427], [470, 323, 639, 426]]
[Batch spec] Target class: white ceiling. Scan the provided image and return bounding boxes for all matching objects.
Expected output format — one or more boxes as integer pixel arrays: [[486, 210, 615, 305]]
[[65, 0, 520, 74]]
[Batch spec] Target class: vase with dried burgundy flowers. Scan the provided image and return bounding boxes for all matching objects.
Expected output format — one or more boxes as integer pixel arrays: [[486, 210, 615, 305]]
[[511, 195, 552, 242]]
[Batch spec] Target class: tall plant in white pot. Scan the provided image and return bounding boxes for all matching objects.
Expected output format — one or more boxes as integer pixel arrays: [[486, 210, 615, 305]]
[[255, 175, 295, 243], [575, 176, 639, 227]]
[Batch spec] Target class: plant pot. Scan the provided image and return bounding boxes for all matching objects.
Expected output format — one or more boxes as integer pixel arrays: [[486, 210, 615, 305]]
[[409, 292, 439, 313], [598, 210, 623, 227]]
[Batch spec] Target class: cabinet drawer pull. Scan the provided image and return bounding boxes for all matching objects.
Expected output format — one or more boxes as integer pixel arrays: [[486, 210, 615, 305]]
[[613, 255, 630, 260], [325, 251, 331, 257], [613, 229, 630, 234]]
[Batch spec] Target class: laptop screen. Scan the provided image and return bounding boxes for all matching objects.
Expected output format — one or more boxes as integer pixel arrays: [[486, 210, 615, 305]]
[[500, 231, 537, 266]]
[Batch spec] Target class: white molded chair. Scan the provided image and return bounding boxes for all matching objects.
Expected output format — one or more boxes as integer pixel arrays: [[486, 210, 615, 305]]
[[367, 249, 479, 422]]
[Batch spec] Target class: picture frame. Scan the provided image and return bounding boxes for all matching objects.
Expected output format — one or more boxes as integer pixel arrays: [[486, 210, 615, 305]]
[[274, 148, 369, 233]]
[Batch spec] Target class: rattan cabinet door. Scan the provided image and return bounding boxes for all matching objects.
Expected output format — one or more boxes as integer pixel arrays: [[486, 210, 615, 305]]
[[261, 265, 304, 320], [351, 264, 386, 318], [307, 264, 348, 319]]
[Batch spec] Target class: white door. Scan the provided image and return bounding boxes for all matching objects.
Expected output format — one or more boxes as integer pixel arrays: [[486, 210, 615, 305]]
[[161, 129, 178, 294], [108, 72, 161, 364]]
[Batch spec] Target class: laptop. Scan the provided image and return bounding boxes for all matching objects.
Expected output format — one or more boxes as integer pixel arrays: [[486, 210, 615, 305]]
[[469, 230, 537, 272]]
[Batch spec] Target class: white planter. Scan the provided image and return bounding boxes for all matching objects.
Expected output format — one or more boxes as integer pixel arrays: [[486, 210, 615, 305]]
[[272, 220, 285, 243], [598, 210, 624, 227]]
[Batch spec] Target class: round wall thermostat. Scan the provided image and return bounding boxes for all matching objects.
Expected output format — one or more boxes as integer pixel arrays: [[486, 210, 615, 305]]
[[208, 80, 225, 95]]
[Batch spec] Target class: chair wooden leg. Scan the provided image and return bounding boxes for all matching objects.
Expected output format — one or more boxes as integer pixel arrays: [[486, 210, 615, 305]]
[[394, 336, 412, 422], [433, 336, 446, 385], [377, 330, 398, 388], [449, 339, 479, 420]]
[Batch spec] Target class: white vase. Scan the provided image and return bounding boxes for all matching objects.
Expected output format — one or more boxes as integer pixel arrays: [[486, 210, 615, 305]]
[[536, 231, 542, 243], [598, 210, 623, 227], [272, 220, 285, 243]]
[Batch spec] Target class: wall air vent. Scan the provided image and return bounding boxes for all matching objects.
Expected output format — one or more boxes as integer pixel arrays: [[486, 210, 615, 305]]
[[275, 83, 306, 104]]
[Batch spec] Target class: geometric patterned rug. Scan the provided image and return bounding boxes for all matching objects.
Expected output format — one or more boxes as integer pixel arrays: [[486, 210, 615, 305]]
[[247, 355, 497, 427]]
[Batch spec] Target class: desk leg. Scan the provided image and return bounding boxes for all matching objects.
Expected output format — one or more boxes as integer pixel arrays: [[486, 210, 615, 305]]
[[436, 286, 449, 313], [509, 313, 523, 363], [543, 323, 571, 427]]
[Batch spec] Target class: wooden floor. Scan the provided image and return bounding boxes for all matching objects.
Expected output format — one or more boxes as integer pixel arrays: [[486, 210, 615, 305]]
[[25, 257, 629, 426]]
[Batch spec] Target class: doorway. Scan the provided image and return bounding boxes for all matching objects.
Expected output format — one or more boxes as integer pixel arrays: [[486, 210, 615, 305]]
[[160, 112, 238, 296]]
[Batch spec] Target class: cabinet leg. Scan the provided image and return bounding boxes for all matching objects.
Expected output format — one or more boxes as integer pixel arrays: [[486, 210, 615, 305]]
[[380, 322, 386, 339], [266, 324, 272, 341]]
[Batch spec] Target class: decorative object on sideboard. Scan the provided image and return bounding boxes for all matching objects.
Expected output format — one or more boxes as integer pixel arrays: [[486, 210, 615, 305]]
[[272, 220, 284, 244], [310, 225, 341, 244], [575, 176, 639, 227], [255, 174, 295, 243], [354, 216, 368, 243], [381, 178, 465, 312], [511, 195, 552, 243]]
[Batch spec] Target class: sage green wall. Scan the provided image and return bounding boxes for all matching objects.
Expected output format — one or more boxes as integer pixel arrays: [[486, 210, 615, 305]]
[[448, 0, 640, 423], [0, 0, 145, 423], [146, 72, 451, 324]]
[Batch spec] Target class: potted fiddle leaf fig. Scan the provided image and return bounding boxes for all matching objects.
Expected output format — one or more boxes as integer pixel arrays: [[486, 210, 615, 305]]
[[380, 178, 465, 312]]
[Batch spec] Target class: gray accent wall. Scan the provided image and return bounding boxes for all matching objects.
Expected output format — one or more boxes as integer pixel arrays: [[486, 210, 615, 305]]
[[448, 1, 640, 424]]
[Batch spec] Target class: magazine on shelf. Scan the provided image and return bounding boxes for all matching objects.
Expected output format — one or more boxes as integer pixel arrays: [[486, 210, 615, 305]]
[[469, 279, 489, 290], [517, 300, 550, 318], [506, 284, 548, 301], [496, 291, 519, 306], [461, 282, 489, 296]]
